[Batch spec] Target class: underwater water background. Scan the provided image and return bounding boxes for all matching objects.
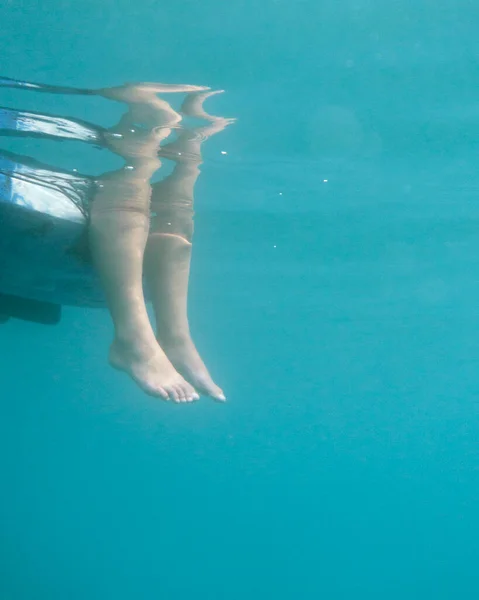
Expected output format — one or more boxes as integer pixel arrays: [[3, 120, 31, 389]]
[[2, 0, 479, 597]]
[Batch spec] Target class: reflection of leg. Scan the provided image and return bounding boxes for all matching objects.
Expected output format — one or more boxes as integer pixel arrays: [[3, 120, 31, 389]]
[[89, 167, 198, 403]]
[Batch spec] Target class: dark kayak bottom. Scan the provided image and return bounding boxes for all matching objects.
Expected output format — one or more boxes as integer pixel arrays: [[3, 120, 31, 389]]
[[0, 292, 61, 325], [0, 201, 155, 316], [0, 201, 106, 309]]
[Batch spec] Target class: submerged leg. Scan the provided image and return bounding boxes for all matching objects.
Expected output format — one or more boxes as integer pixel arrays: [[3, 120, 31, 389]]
[[145, 235, 226, 401], [90, 163, 198, 403], [144, 95, 234, 401], [89, 86, 202, 402], [145, 166, 224, 402]]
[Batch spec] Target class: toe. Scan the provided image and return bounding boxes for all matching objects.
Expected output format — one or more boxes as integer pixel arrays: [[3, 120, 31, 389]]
[[158, 387, 170, 400], [175, 384, 187, 403], [166, 386, 180, 403], [155, 387, 168, 400], [212, 388, 226, 402], [138, 379, 169, 400], [186, 383, 199, 400]]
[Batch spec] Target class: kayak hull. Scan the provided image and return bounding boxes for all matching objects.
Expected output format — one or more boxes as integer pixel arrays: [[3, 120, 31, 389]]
[[0, 201, 106, 308]]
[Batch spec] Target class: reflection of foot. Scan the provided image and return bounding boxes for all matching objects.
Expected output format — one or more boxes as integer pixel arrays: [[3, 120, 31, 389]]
[[160, 335, 226, 402], [181, 89, 225, 121], [109, 337, 199, 403]]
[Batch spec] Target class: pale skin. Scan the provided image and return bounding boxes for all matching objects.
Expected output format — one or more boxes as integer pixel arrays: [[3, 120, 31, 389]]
[[146, 92, 234, 399], [0, 80, 231, 401], [91, 84, 232, 402]]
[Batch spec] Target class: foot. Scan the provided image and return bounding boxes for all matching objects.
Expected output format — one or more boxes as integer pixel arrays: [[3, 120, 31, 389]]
[[109, 337, 199, 403], [160, 335, 226, 402]]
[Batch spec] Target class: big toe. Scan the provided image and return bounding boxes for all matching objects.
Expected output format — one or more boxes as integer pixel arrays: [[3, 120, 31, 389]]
[[195, 376, 225, 401], [138, 377, 169, 400], [210, 386, 226, 402], [179, 368, 225, 401], [182, 381, 199, 402]]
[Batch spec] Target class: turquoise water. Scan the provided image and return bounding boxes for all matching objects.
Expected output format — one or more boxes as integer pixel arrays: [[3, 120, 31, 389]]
[[2, 0, 479, 597]]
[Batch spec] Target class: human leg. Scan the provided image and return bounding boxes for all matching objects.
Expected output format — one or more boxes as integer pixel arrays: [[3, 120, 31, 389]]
[[90, 91, 199, 402], [90, 163, 198, 402], [144, 93, 234, 401]]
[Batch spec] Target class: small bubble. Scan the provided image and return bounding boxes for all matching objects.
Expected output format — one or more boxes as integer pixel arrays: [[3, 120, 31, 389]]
[[279, 192, 283, 196], [72, 168, 77, 172], [130, 128, 136, 133], [221, 151, 227, 155], [323, 179, 328, 183], [125, 165, 135, 170], [111, 133, 123, 138]]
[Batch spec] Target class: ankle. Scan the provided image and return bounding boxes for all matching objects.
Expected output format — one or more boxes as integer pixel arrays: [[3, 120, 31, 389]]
[[114, 324, 157, 349], [156, 329, 191, 346]]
